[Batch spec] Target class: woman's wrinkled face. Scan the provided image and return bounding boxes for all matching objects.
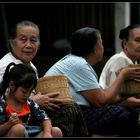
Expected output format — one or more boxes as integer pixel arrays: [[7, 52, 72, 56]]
[[10, 26, 40, 63], [124, 28, 140, 62]]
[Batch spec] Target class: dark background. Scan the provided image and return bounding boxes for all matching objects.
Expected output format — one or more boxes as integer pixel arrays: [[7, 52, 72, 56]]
[[0, 2, 140, 77]]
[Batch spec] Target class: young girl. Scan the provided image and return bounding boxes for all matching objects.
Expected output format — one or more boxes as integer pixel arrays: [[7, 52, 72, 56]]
[[0, 62, 62, 137]]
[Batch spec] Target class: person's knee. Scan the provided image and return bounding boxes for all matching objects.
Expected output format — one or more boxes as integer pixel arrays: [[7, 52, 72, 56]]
[[51, 127, 63, 137], [8, 124, 25, 137]]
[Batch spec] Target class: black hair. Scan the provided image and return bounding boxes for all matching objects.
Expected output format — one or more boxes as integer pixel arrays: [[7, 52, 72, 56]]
[[0, 62, 37, 99], [70, 27, 101, 57], [119, 24, 140, 48]]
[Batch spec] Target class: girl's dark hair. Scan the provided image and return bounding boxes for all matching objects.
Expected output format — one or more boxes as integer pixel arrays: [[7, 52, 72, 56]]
[[70, 27, 101, 57], [0, 62, 37, 99], [119, 24, 140, 48]]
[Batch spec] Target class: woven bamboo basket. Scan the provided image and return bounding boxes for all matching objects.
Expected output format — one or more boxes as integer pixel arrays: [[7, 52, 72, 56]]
[[35, 75, 75, 104], [117, 64, 140, 95]]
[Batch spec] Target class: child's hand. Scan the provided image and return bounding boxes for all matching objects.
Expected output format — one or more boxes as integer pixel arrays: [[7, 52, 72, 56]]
[[8, 113, 19, 126]]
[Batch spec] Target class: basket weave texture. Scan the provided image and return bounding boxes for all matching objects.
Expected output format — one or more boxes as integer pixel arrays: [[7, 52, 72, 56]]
[[35, 75, 75, 104], [117, 64, 140, 95]]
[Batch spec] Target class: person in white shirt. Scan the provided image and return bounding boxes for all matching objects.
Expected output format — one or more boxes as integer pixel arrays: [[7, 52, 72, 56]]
[[0, 20, 88, 137], [99, 24, 140, 109]]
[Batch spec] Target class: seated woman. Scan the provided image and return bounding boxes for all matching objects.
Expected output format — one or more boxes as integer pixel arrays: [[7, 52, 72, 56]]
[[0, 20, 88, 137], [44, 27, 140, 137]]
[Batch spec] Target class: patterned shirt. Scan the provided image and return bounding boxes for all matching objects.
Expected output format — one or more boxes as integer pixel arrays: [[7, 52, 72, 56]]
[[0, 98, 49, 126]]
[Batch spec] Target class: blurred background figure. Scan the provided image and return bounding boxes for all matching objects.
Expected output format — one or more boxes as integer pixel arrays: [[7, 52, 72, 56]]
[[52, 39, 71, 57]]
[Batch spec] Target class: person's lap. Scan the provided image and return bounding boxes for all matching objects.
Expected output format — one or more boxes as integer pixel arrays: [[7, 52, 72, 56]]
[[80, 104, 139, 137], [46, 103, 89, 137]]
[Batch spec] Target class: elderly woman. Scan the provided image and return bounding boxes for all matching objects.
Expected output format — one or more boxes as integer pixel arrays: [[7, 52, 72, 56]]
[[99, 24, 140, 123], [0, 20, 88, 137], [45, 27, 140, 137]]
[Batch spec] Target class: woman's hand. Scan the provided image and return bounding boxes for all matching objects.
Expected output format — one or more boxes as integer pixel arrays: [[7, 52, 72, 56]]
[[32, 92, 63, 111], [119, 66, 140, 81]]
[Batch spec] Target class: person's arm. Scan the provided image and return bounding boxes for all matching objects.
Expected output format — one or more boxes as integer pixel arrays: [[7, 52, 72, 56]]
[[0, 122, 12, 136], [29, 99, 55, 138], [81, 66, 140, 107], [0, 114, 19, 136], [40, 118, 52, 138]]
